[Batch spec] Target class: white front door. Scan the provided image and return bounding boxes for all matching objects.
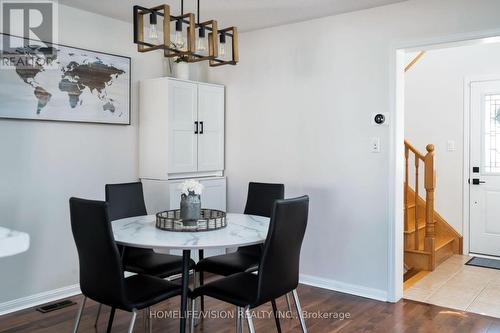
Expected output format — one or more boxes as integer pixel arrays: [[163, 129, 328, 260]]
[[470, 80, 500, 256]]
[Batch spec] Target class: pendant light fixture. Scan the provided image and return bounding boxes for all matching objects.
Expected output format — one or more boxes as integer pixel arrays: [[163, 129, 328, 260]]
[[133, 1, 195, 58], [173, 19, 185, 49], [209, 26, 238, 67], [148, 11, 159, 41], [188, 0, 218, 62], [133, 4, 170, 53], [195, 0, 207, 52], [219, 32, 226, 57], [133, 0, 238, 66]]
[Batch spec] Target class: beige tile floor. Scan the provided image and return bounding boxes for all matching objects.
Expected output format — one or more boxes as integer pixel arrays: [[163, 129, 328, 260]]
[[404, 255, 500, 318]]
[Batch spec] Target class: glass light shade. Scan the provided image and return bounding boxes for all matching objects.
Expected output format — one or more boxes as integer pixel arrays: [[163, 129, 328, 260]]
[[148, 13, 159, 41], [149, 24, 159, 41], [197, 36, 207, 52], [219, 42, 226, 58], [173, 30, 185, 50], [172, 19, 186, 50]]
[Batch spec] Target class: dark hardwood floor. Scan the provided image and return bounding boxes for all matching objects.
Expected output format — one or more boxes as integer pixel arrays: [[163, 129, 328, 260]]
[[2, 283, 500, 333]]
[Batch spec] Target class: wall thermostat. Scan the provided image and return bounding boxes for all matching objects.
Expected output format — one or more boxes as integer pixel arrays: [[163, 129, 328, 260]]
[[372, 113, 389, 126], [374, 114, 385, 124]]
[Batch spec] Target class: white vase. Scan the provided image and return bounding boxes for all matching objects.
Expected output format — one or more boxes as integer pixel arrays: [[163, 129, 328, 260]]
[[163, 58, 174, 77], [175, 62, 190, 80]]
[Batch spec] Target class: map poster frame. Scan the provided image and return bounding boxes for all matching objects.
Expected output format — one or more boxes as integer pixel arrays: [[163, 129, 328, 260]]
[[0, 33, 131, 125]]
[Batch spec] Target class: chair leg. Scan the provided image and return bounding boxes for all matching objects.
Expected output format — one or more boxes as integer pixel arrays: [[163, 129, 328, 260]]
[[71, 296, 86, 333], [94, 303, 102, 327], [199, 274, 205, 312], [245, 307, 255, 333], [271, 300, 282, 333], [193, 272, 200, 327], [148, 307, 152, 333], [190, 298, 196, 333], [198, 249, 205, 313], [292, 289, 307, 333], [285, 293, 292, 313], [128, 309, 137, 333], [143, 308, 148, 333], [236, 307, 242, 333], [106, 307, 116, 333]]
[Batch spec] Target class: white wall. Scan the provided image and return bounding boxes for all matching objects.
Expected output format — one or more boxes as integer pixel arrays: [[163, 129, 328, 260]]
[[0, 5, 163, 305], [405, 43, 500, 233], [208, 0, 500, 300]]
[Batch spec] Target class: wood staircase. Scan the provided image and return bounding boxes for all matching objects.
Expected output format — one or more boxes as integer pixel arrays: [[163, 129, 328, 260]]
[[404, 140, 462, 271]]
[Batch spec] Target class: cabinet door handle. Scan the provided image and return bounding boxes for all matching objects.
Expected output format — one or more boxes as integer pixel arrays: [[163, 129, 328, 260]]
[[194, 121, 199, 134], [200, 121, 204, 134]]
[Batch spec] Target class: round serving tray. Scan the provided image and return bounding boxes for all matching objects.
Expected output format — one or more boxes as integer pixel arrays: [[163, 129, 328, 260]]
[[156, 209, 227, 232]]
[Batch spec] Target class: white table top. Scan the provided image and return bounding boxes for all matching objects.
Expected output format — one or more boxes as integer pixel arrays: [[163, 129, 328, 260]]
[[112, 213, 270, 250], [0, 227, 30, 258]]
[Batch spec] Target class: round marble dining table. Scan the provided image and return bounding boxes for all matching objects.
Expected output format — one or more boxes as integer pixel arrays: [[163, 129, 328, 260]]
[[111, 213, 270, 333], [112, 213, 270, 250], [0, 227, 30, 258]]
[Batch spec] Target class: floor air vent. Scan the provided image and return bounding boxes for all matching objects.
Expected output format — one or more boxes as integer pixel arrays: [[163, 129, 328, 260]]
[[36, 300, 76, 313]]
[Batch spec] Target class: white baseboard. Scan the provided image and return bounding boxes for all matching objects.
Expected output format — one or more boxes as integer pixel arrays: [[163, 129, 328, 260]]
[[0, 275, 387, 316], [299, 274, 388, 302], [0, 284, 81, 316]]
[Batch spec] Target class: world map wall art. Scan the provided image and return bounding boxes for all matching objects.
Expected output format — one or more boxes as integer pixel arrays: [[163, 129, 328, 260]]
[[0, 34, 131, 125]]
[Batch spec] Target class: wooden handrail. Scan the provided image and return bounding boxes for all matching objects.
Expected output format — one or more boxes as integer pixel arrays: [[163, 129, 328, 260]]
[[404, 140, 436, 257], [404, 139, 425, 160], [414, 155, 420, 250], [405, 51, 426, 72]]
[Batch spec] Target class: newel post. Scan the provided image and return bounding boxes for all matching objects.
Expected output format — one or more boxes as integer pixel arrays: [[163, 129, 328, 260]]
[[424, 144, 436, 261]]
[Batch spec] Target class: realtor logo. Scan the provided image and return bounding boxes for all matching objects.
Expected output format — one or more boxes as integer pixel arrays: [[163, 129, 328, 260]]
[[1, 0, 58, 69]]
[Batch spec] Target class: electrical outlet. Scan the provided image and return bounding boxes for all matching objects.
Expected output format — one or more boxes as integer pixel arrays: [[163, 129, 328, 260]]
[[371, 137, 381, 153]]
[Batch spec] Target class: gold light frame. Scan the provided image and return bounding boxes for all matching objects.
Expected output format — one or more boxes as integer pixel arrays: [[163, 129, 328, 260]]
[[209, 27, 239, 67], [164, 12, 196, 58], [133, 4, 238, 66], [133, 5, 196, 58], [188, 19, 218, 63]]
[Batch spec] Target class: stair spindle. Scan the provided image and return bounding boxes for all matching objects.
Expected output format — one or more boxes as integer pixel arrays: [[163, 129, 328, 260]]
[[404, 146, 409, 231], [414, 157, 419, 250]]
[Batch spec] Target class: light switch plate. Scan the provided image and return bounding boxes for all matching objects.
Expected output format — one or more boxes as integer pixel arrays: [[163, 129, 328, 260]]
[[447, 140, 456, 152], [371, 137, 381, 153]]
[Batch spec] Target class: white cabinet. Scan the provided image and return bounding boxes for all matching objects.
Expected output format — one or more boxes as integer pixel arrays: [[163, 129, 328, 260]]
[[167, 177, 226, 211], [168, 80, 198, 173], [197, 84, 225, 172], [139, 77, 225, 180], [141, 177, 227, 214]]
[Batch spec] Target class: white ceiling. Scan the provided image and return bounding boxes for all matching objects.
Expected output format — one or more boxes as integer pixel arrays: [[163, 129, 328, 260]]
[[59, 0, 408, 32]]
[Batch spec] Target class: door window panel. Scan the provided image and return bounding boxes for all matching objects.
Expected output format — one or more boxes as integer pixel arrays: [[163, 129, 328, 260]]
[[483, 94, 500, 173]]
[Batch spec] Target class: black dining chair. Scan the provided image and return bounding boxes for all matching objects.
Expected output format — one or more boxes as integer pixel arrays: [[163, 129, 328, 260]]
[[98, 182, 195, 330], [190, 196, 309, 333], [69, 198, 182, 333], [194, 182, 285, 311], [106, 182, 194, 278]]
